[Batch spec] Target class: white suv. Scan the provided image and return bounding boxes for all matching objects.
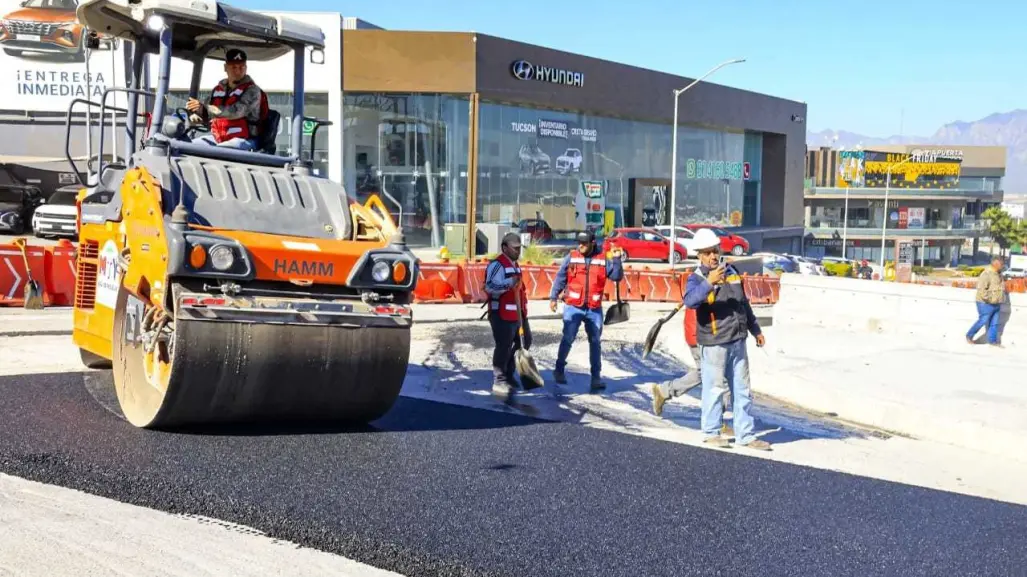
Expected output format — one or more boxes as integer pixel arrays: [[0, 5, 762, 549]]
[[32, 187, 79, 239], [555, 148, 582, 174]]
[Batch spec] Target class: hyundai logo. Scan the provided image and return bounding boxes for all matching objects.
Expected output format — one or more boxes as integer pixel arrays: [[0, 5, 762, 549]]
[[511, 60, 534, 81]]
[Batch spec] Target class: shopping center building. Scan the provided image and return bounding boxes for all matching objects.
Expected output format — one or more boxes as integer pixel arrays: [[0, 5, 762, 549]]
[[0, 9, 808, 256], [803, 145, 1007, 265]]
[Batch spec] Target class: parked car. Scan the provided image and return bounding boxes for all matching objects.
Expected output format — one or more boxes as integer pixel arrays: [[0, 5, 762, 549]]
[[652, 225, 695, 250], [517, 144, 550, 175], [752, 252, 800, 275], [1002, 267, 1026, 280], [684, 224, 749, 256], [555, 148, 582, 174], [0, 184, 43, 235], [515, 218, 554, 242], [784, 254, 826, 276], [602, 227, 687, 264], [32, 185, 79, 239]]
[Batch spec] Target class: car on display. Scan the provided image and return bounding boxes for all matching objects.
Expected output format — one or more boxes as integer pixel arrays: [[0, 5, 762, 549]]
[[32, 185, 79, 239], [652, 225, 695, 250], [0, 184, 43, 235], [753, 252, 800, 275], [602, 227, 687, 264], [515, 218, 554, 242], [517, 143, 550, 175], [0, 0, 117, 61], [784, 253, 826, 276], [555, 148, 582, 175], [684, 223, 749, 256]]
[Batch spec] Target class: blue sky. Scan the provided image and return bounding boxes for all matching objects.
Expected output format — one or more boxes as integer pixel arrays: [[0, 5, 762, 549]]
[[237, 0, 1020, 138]]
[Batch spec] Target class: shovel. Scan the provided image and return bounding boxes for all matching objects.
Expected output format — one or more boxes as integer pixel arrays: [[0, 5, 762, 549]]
[[642, 302, 683, 359], [12, 238, 44, 310], [513, 289, 544, 390], [603, 279, 630, 325]]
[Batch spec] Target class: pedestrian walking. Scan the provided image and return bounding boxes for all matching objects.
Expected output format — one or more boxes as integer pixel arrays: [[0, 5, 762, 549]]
[[549, 230, 624, 391], [966, 256, 1007, 348], [485, 232, 532, 400], [650, 304, 732, 436], [683, 228, 770, 451]]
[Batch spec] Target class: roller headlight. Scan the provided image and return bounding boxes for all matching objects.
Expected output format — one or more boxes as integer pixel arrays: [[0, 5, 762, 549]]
[[371, 260, 391, 283], [209, 245, 235, 271]]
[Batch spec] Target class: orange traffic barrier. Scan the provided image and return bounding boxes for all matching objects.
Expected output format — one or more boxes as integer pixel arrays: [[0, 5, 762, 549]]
[[413, 262, 463, 303], [0, 242, 52, 307], [44, 245, 78, 306], [635, 269, 683, 302], [603, 268, 640, 302], [460, 262, 489, 303], [520, 265, 557, 301], [741, 274, 774, 305]]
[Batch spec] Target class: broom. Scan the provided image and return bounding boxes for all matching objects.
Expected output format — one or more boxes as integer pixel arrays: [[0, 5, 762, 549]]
[[13, 238, 44, 310]]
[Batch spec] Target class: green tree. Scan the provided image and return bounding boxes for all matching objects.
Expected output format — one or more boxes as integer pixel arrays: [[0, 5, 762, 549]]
[[982, 206, 1019, 257]]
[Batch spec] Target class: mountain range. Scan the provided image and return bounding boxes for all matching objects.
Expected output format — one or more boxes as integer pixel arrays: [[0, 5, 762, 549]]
[[806, 109, 1027, 197]]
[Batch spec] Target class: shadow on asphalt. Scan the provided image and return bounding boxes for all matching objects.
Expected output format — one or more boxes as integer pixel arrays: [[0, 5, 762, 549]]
[[74, 369, 542, 437]]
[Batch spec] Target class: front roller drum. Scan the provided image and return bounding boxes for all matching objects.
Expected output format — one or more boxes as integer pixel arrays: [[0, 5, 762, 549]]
[[111, 285, 411, 429]]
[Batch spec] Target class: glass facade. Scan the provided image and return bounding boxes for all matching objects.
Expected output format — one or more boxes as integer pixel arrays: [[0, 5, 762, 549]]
[[342, 93, 470, 248], [475, 101, 762, 241], [167, 90, 331, 176]]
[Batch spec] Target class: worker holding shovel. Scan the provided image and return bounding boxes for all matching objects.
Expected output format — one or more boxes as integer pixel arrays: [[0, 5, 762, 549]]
[[549, 230, 624, 392], [681, 228, 770, 451], [485, 232, 541, 401]]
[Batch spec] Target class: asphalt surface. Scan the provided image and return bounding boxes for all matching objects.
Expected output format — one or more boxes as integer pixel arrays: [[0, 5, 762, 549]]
[[2, 370, 1026, 577]]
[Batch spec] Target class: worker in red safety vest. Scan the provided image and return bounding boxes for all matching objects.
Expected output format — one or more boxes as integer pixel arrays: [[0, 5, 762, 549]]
[[649, 278, 732, 435], [484, 232, 532, 400], [548, 230, 624, 391], [185, 48, 268, 151]]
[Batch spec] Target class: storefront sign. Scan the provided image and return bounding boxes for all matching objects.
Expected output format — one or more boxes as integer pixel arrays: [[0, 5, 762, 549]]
[[576, 180, 606, 233], [685, 159, 746, 180], [898, 207, 908, 229], [510, 60, 585, 87], [862, 150, 961, 189], [907, 207, 925, 229], [910, 148, 963, 162], [538, 118, 569, 139], [509, 119, 599, 142]]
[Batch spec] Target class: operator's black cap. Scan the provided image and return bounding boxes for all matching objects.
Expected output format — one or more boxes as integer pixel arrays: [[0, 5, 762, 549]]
[[225, 48, 247, 63], [575, 230, 594, 244]]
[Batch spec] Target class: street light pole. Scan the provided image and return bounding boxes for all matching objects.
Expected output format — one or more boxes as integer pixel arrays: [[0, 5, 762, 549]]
[[668, 57, 746, 263], [879, 155, 913, 271]]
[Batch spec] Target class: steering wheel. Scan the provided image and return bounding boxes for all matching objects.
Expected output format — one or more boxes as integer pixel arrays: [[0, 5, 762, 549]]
[[173, 107, 207, 139]]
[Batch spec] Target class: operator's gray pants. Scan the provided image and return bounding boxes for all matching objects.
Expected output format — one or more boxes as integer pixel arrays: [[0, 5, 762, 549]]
[[658, 345, 731, 409]]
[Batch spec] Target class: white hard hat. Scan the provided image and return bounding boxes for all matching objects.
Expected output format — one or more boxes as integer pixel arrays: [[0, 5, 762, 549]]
[[689, 227, 720, 252]]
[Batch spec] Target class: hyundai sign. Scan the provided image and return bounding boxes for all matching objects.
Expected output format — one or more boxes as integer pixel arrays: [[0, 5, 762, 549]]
[[510, 60, 584, 87]]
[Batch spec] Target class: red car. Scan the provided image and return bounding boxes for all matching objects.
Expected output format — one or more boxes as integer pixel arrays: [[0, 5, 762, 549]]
[[602, 227, 687, 264], [516, 218, 554, 242], [684, 224, 749, 256]]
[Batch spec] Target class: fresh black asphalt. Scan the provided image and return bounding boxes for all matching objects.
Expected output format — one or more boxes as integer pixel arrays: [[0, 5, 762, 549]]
[[1, 370, 1025, 577]]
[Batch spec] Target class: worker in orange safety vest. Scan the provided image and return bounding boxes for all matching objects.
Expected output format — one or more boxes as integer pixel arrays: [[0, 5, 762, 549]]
[[548, 230, 624, 391], [186, 48, 268, 151]]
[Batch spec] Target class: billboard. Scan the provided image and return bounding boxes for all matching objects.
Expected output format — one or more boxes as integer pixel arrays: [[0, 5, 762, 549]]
[[0, 0, 126, 112], [862, 150, 961, 189]]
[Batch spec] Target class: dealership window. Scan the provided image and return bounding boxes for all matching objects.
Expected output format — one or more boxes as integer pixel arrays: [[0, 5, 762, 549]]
[[167, 91, 330, 175], [342, 93, 470, 249], [475, 101, 749, 240]]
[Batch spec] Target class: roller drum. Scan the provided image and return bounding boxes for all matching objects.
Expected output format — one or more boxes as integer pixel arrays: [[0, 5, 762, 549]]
[[112, 285, 410, 429]]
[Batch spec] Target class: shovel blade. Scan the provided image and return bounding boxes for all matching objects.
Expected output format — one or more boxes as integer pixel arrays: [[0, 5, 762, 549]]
[[603, 302, 630, 326], [515, 350, 544, 390], [23, 280, 44, 310], [642, 318, 665, 358]]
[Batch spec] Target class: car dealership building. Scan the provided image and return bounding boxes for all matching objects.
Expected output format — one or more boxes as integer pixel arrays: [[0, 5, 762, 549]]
[[0, 9, 808, 256]]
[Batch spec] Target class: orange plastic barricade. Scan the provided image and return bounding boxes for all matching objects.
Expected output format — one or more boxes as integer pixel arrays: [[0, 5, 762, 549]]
[[0, 242, 51, 307], [603, 268, 640, 302], [461, 262, 488, 303], [520, 265, 557, 301], [764, 276, 781, 304], [413, 262, 463, 303], [742, 275, 771, 305], [45, 245, 78, 306], [635, 269, 683, 302]]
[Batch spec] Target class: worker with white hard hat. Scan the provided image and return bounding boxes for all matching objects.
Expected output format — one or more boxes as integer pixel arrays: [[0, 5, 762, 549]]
[[679, 227, 770, 451]]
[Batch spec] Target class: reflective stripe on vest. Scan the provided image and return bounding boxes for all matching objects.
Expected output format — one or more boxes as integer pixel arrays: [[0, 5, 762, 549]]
[[563, 250, 607, 309], [487, 254, 527, 321], [210, 80, 256, 143]]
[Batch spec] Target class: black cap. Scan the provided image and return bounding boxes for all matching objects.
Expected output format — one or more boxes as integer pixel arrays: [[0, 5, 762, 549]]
[[225, 48, 247, 63], [575, 230, 594, 244]]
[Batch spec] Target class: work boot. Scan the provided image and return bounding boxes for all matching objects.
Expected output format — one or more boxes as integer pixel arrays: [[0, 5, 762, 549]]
[[492, 381, 514, 403], [590, 378, 606, 392], [738, 438, 772, 452], [553, 369, 567, 385], [703, 435, 730, 448], [651, 383, 667, 416]]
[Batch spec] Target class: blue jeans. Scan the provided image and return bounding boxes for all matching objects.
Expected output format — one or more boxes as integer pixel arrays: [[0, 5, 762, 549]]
[[967, 301, 1001, 344], [555, 305, 603, 380], [700, 338, 756, 444], [192, 134, 258, 150]]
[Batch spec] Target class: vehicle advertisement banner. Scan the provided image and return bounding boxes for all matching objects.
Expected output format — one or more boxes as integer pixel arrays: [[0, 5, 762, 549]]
[[576, 180, 605, 234], [0, 0, 125, 112], [510, 118, 597, 177], [907, 207, 925, 229]]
